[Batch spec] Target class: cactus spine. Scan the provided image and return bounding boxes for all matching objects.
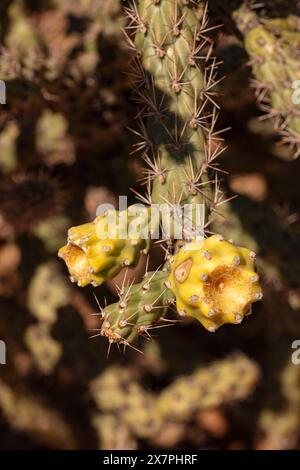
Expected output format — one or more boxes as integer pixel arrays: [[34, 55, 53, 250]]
[[233, 4, 300, 159]]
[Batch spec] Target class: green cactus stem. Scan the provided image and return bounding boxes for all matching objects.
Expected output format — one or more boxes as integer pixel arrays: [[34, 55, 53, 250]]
[[157, 352, 260, 421], [98, 267, 175, 347], [0, 379, 77, 449], [233, 4, 300, 159], [130, 0, 224, 221]]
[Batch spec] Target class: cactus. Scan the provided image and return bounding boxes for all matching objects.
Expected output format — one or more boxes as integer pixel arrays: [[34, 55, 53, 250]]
[[233, 4, 300, 159], [25, 323, 62, 374], [56, 0, 262, 345], [0, 379, 77, 449], [0, 0, 299, 453], [33, 215, 73, 253], [90, 353, 260, 441], [158, 352, 260, 421], [258, 358, 300, 450], [91, 366, 161, 439], [168, 235, 262, 332], [92, 414, 137, 450], [131, 0, 214, 213], [27, 261, 69, 324], [99, 267, 174, 346], [35, 110, 75, 166]]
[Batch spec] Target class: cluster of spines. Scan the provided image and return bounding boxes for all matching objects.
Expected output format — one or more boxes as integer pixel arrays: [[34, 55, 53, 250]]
[[93, 265, 175, 352]]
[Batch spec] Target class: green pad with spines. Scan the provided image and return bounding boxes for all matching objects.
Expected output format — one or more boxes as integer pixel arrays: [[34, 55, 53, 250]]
[[101, 268, 175, 345], [233, 4, 300, 158]]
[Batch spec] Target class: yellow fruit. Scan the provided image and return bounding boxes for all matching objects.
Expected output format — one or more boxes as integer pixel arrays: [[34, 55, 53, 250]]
[[58, 205, 152, 287], [168, 235, 262, 332]]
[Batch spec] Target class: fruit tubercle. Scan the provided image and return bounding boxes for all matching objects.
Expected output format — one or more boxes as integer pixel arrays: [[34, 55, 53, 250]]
[[58, 205, 156, 287], [168, 235, 263, 332]]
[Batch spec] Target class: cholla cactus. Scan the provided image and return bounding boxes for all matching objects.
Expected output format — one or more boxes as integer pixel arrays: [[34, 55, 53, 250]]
[[25, 323, 62, 374], [0, 380, 77, 449], [158, 352, 260, 421], [233, 4, 300, 158], [90, 353, 260, 441], [58, 0, 263, 347], [92, 414, 137, 450], [27, 261, 69, 324], [91, 366, 161, 439]]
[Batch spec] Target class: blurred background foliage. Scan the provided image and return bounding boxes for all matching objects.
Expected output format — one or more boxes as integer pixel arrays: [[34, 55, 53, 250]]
[[0, 0, 300, 450]]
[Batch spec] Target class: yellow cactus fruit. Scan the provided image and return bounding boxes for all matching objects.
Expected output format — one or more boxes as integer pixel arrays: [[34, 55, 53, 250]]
[[168, 235, 263, 332], [58, 205, 153, 287]]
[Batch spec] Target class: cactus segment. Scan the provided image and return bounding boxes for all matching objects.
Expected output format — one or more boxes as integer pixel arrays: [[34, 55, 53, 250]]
[[58, 205, 153, 287], [91, 354, 260, 438], [131, 0, 222, 221], [233, 4, 300, 158], [100, 268, 175, 346], [0, 379, 77, 449], [168, 235, 262, 331], [157, 352, 260, 420], [91, 366, 161, 438]]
